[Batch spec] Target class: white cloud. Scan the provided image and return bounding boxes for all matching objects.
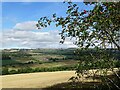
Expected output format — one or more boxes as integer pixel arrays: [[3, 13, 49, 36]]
[[13, 21, 38, 31], [2, 21, 77, 49]]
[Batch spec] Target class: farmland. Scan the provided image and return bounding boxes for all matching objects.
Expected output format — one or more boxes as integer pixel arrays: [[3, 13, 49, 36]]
[[1, 48, 120, 75], [1, 48, 120, 89], [1, 48, 80, 75], [1, 71, 75, 88], [1, 69, 119, 88]]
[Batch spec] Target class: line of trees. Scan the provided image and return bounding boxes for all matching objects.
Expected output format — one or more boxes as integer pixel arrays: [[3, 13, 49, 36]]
[[2, 59, 120, 75], [2, 65, 77, 75]]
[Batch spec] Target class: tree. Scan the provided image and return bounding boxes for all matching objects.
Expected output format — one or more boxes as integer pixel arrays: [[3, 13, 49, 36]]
[[2, 67, 9, 75], [36, 1, 120, 89], [36, 1, 120, 50]]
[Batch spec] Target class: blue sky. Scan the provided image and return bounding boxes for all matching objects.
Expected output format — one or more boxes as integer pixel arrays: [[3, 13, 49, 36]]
[[2, 2, 94, 49], [3, 3, 57, 31], [2, 2, 67, 30]]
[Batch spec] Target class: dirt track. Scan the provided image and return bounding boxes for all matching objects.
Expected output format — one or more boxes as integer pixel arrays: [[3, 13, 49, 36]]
[[1, 71, 75, 88]]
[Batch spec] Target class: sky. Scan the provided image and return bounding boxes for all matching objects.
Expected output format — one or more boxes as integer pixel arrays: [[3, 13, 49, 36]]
[[1, 2, 93, 49]]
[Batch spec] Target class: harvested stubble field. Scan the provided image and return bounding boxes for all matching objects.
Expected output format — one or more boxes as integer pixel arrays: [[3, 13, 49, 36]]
[[1, 68, 118, 89], [1, 71, 75, 88]]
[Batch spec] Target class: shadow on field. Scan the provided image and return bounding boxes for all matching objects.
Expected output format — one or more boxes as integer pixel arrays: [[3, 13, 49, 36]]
[[42, 81, 120, 90], [42, 70, 120, 90]]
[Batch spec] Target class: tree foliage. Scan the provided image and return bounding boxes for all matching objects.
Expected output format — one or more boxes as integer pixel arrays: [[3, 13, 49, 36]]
[[36, 2, 120, 89], [36, 1, 120, 50]]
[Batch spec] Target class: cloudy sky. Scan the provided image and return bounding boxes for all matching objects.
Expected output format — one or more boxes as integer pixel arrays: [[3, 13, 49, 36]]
[[1, 2, 93, 49]]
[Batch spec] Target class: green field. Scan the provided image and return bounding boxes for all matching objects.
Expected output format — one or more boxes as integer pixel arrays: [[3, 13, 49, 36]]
[[2, 59, 20, 66], [1, 48, 120, 75], [1, 48, 79, 75]]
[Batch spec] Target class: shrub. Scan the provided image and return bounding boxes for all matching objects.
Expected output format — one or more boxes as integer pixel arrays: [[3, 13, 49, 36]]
[[34, 68, 40, 72], [9, 70, 17, 74], [2, 67, 9, 75]]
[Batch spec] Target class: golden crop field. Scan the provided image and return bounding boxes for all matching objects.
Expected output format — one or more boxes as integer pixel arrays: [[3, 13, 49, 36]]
[[1, 71, 75, 88], [1, 68, 118, 89]]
